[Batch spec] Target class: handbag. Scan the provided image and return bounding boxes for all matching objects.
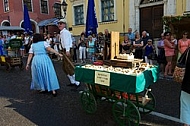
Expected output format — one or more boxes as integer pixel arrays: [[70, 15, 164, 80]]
[[147, 51, 157, 60], [173, 48, 189, 84]]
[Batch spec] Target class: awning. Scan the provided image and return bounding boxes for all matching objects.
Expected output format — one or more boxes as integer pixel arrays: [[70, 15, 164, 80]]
[[0, 26, 24, 31], [38, 18, 59, 27], [47, 18, 59, 26]]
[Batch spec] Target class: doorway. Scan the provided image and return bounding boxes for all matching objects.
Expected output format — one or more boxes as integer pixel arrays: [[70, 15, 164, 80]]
[[140, 5, 163, 38]]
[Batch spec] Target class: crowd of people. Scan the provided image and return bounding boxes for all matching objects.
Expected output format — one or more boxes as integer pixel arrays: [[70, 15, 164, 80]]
[[1, 28, 190, 78], [157, 31, 190, 78], [0, 23, 190, 125]]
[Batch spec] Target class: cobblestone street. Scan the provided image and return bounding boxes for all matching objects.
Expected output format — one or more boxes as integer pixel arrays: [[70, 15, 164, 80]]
[[0, 59, 182, 126]]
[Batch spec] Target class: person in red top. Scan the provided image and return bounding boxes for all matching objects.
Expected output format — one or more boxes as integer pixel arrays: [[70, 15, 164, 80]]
[[178, 31, 190, 59], [163, 32, 175, 77]]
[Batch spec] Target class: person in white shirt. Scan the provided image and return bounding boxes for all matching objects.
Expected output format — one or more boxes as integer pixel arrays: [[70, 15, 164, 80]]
[[24, 33, 30, 54], [10, 33, 17, 39], [58, 19, 80, 90]]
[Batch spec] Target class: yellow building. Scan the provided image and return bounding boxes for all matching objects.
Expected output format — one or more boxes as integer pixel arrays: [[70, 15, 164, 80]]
[[63, 0, 190, 38], [65, 0, 129, 36]]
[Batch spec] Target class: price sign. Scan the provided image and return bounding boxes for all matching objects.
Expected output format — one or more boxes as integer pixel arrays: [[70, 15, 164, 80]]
[[95, 71, 110, 86]]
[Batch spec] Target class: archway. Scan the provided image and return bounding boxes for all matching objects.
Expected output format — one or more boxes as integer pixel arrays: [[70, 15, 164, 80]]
[[1, 20, 10, 26]]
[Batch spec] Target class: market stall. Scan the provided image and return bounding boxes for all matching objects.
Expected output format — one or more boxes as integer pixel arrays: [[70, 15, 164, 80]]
[[75, 63, 159, 126]]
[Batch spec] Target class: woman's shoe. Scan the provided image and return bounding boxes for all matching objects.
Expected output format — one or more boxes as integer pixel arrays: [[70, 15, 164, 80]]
[[52, 91, 57, 97], [39, 90, 48, 94]]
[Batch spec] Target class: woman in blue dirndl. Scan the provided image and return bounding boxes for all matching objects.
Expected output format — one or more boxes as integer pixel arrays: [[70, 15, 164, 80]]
[[26, 33, 63, 97]]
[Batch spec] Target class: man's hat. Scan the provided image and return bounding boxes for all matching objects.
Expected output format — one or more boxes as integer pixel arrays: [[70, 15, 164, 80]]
[[58, 19, 66, 24]]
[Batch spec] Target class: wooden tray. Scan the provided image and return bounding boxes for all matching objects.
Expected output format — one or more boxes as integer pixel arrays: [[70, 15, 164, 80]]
[[103, 59, 143, 68]]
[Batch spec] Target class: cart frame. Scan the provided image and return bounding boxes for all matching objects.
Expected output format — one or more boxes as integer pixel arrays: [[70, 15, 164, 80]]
[[0, 39, 24, 71], [75, 66, 159, 126]]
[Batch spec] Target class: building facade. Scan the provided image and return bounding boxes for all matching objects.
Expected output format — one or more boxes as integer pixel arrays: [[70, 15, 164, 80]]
[[65, 0, 190, 38], [0, 0, 60, 34]]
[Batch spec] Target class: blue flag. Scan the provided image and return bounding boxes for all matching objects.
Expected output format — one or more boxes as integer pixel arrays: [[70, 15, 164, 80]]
[[24, 5, 32, 34], [85, 0, 98, 37]]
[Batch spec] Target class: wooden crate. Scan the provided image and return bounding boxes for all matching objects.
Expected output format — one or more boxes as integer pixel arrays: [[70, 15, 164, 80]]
[[5, 57, 21, 65], [11, 58, 21, 65]]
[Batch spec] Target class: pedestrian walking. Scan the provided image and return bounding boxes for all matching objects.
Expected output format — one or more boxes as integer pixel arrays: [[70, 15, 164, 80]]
[[26, 33, 62, 97], [58, 19, 80, 89]]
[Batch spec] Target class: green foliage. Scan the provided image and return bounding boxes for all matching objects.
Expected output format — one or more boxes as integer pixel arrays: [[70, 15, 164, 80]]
[[162, 15, 190, 31]]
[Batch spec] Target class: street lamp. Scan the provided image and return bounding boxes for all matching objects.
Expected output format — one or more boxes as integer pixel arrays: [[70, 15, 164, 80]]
[[53, 0, 68, 19], [61, 0, 68, 19]]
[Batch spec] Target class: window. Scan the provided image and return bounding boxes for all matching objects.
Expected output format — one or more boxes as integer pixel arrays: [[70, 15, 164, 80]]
[[41, 0, 48, 14], [4, 0, 9, 12], [23, 0, 32, 11], [101, 0, 114, 22], [53, 3, 61, 18], [74, 5, 84, 25]]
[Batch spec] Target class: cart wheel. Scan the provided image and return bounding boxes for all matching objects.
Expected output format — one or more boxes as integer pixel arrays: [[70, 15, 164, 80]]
[[112, 99, 140, 126], [5, 62, 11, 71], [138, 92, 156, 114], [19, 61, 24, 70], [80, 90, 97, 114]]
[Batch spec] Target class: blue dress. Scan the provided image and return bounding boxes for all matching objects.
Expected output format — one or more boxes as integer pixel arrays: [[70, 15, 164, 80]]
[[29, 41, 60, 91]]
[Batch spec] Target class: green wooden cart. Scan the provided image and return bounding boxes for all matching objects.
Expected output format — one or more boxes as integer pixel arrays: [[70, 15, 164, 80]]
[[75, 66, 159, 126], [0, 39, 24, 71]]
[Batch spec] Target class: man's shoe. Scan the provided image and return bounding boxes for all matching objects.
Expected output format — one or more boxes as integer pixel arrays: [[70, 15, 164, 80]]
[[67, 83, 75, 86], [75, 84, 81, 89], [75, 81, 80, 85]]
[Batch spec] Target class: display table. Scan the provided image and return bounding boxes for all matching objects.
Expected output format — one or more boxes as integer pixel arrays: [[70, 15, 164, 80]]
[[75, 66, 159, 93]]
